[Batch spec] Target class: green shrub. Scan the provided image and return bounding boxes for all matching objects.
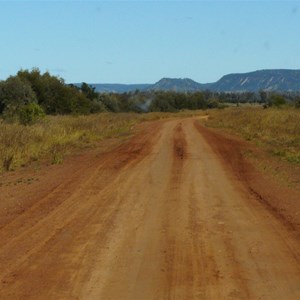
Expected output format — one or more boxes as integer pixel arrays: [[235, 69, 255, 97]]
[[0, 76, 37, 122], [268, 94, 286, 107], [19, 103, 45, 125]]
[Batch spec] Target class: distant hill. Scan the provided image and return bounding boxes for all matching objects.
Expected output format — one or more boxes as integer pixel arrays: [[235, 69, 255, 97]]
[[147, 78, 206, 92], [210, 69, 300, 92], [74, 83, 152, 93], [79, 69, 300, 93], [76, 83, 151, 93]]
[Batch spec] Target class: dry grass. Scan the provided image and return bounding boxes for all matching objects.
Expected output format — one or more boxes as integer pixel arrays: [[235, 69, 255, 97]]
[[0, 113, 135, 171], [205, 107, 300, 163], [0, 110, 204, 172]]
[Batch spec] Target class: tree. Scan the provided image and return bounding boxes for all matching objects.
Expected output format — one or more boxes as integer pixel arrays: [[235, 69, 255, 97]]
[[269, 94, 286, 107], [17, 68, 47, 105], [99, 94, 120, 112], [0, 76, 37, 121], [80, 82, 98, 100], [0, 82, 4, 114], [17, 68, 93, 115], [207, 98, 220, 109], [190, 92, 207, 109], [89, 100, 107, 113], [259, 90, 267, 104], [149, 92, 177, 112]]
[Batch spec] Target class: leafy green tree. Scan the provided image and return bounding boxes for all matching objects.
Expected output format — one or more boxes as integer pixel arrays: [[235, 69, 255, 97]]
[[80, 82, 98, 100], [17, 68, 93, 115], [17, 68, 47, 104], [99, 94, 120, 112], [149, 92, 177, 112], [89, 100, 107, 113], [67, 89, 92, 115], [190, 92, 207, 109], [0, 76, 37, 121]]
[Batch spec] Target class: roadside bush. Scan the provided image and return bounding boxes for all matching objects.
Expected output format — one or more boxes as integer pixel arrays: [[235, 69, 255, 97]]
[[268, 94, 286, 107], [207, 98, 220, 109], [19, 103, 45, 125], [90, 100, 107, 113]]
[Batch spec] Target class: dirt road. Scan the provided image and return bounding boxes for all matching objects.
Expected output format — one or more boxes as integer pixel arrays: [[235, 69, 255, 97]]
[[0, 118, 300, 299]]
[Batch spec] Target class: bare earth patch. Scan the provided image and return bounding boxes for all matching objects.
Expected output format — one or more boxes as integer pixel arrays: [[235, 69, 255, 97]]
[[0, 118, 299, 299]]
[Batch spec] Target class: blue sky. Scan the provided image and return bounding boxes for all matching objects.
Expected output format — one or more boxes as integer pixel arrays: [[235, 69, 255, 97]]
[[0, 1, 300, 83]]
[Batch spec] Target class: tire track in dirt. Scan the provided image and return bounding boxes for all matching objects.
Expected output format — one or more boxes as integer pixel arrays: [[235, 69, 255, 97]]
[[0, 118, 300, 299], [0, 121, 162, 299]]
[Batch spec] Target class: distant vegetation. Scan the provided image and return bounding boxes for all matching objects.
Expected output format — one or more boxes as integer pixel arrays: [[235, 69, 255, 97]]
[[0, 68, 299, 171], [1, 69, 300, 126]]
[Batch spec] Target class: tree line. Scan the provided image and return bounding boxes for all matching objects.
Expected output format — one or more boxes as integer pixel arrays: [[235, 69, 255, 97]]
[[0, 69, 299, 124]]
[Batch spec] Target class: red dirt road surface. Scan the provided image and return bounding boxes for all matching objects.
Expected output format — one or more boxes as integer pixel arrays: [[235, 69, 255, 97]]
[[0, 118, 300, 299]]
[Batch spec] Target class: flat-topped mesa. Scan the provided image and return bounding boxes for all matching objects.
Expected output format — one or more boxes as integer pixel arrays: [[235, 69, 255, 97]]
[[84, 69, 300, 93]]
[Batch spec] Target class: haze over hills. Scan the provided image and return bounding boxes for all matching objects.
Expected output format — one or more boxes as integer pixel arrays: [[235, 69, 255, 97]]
[[85, 69, 300, 93], [86, 83, 151, 93]]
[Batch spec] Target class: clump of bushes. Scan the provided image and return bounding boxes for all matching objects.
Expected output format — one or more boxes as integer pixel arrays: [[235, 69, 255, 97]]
[[0, 69, 101, 125]]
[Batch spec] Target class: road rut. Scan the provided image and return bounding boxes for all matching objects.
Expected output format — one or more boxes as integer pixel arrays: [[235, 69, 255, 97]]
[[0, 118, 299, 299]]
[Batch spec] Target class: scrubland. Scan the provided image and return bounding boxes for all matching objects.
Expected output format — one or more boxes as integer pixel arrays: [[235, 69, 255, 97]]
[[1, 107, 299, 173], [0, 111, 201, 172], [206, 107, 300, 164]]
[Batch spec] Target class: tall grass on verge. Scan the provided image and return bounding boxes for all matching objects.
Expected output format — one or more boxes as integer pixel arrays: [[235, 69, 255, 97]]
[[0, 113, 138, 172], [206, 107, 300, 163], [0, 110, 204, 172]]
